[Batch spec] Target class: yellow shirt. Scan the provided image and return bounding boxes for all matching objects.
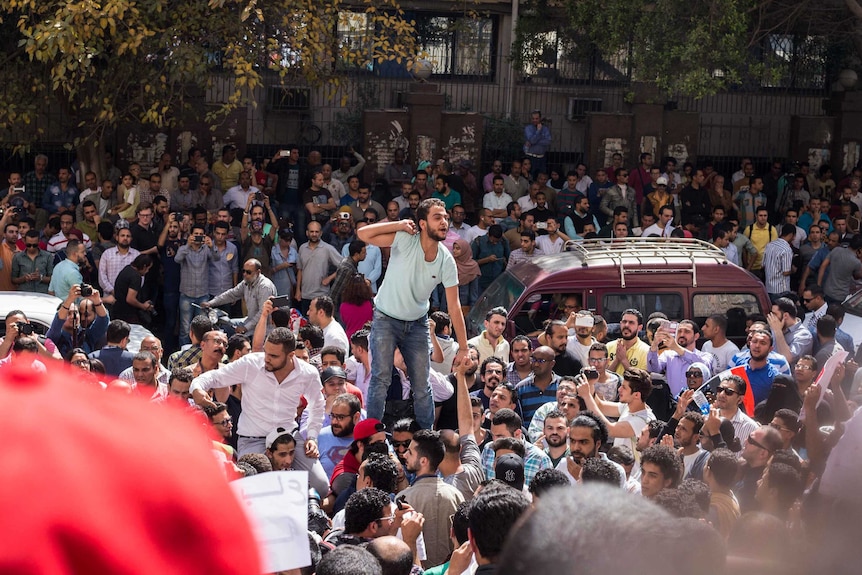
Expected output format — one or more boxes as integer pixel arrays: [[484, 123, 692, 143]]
[[607, 337, 650, 376], [745, 224, 776, 270]]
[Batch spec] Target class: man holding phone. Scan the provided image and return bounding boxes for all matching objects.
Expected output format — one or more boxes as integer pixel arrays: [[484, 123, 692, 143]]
[[647, 319, 718, 396], [175, 224, 218, 346]]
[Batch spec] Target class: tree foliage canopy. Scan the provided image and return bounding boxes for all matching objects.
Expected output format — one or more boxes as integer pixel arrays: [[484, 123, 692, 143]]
[[513, 0, 862, 98], [0, 0, 420, 150]]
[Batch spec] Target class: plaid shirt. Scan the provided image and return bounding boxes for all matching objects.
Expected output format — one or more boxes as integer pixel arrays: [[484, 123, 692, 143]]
[[98, 246, 140, 294], [481, 440, 551, 487], [23, 170, 56, 207], [168, 345, 202, 372]]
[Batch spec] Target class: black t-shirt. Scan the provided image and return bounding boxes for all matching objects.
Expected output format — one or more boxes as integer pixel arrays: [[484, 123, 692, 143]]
[[268, 159, 302, 203], [553, 350, 583, 377], [113, 265, 144, 323], [131, 223, 159, 294], [241, 236, 275, 276]]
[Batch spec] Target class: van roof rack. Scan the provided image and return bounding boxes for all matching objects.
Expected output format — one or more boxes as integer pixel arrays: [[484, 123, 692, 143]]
[[562, 237, 728, 288]]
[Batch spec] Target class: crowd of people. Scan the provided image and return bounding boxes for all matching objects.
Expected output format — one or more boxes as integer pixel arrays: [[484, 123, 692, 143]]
[[2, 141, 862, 575]]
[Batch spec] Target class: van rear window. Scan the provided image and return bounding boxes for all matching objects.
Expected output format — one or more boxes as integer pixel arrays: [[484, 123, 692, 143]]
[[603, 294, 683, 324], [692, 293, 762, 337]]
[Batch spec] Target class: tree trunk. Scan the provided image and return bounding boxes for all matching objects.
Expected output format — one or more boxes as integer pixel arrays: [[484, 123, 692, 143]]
[[75, 137, 107, 190]]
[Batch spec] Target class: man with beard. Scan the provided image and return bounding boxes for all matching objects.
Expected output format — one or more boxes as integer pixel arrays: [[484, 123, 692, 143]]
[[566, 310, 597, 366], [740, 329, 780, 404], [540, 409, 570, 467], [399, 429, 464, 568], [318, 392, 362, 479], [189, 327, 330, 497], [99, 224, 140, 304], [542, 320, 583, 378], [559, 410, 626, 487], [359, 198, 468, 430], [647, 319, 717, 396], [470, 355, 506, 411], [265, 427, 297, 471], [608, 309, 649, 376], [467, 307, 509, 365], [674, 412, 709, 481]]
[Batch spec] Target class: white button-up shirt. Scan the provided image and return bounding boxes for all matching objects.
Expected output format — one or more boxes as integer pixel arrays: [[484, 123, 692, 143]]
[[190, 353, 324, 439]]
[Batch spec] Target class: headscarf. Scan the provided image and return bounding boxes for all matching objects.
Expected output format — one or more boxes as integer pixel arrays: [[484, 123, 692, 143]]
[[687, 361, 712, 384], [453, 238, 481, 286]]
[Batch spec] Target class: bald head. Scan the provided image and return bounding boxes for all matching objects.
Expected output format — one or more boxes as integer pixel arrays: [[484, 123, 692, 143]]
[[367, 536, 413, 575]]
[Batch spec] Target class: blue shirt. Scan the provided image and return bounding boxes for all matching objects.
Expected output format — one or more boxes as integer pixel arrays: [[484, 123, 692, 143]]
[[523, 124, 552, 157], [48, 258, 82, 301], [744, 361, 781, 404], [342, 242, 382, 294], [43, 183, 78, 214], [317, 426, 355, 479], [46, 312, 110, 357]]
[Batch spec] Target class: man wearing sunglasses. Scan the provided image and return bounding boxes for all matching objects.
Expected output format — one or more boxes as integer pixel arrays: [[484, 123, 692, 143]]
[[203, 258, 276, 335], [11, 229, 53, 293], [737, 425, 783, 513], [713, 374, 759, 447]]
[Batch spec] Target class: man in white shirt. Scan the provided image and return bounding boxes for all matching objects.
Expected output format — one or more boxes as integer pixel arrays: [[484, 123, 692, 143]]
[[535, 216, 567, 254], [450, 204, 473, 241], [641, 205, 675, 238], [190, 327, 330, 495], [701, 314, 739, 372], [309, 295, 349, 355], [483, 176, 513, 223], [713, 374, 759, 447]]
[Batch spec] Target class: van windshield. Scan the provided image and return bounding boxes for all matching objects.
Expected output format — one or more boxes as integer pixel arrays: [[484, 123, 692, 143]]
[[465, 272, 525, 337]]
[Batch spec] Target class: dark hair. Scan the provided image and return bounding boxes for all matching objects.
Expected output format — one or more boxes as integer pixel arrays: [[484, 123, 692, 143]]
[[189, 314, 214, 342], [361, 453, 399, 494], [452, 501, 470, 545], [342, 274, 373, 306], [680, 412, 705, 435], [203, 401, 228, 421], [774, 408, 800, 433], [430, 311, 450, 335], [313, 296, 335, 318], [133, 351, 156, 369], [773, 297, 797, 317], [350, 329, 369, 351], [623, 368, 652, 400], [410, 429, 445, 471], [226, 334, 250, 358], [581, 457, 622, 486], [706, 314, 728, 333], [492, 437, 525, 458], [266, 327, 297, 353], [392, 418, 420, 434], [607, 445, 635, 467], [764, 462, 804, 515], [169, 366, 194, 386], [652, 487, 705, 519], [348, 239, 366, 257], [416, 198, 446, 222], [332, 392, 361, 415], [817, 314, 837, 338], [132, 253, 153, 269], [621, 308, 644, 325], [706, 448, 738, 487], [298, 325, 324, 349], [320, 345, 345, 364], [570, 410, 609, 445], [529, 468, 571, 497], [106, 319, 131, 343], [491, 409, 522, 434], [640, 445, 683, 488], [344, 487, 392, 535], [678, 478, 712, 516], [468, 486, 531, 562]]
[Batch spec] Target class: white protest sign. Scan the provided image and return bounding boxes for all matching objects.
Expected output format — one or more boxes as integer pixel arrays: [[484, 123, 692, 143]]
[[815, 350, 848, 407], [232, 471, 310, 573]]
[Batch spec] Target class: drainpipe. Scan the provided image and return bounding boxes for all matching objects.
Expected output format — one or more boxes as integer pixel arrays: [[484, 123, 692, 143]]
[[505, 0, 519, 119]]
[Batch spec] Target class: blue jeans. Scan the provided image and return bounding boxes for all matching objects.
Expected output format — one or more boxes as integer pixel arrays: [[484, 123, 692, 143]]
[[367, 308, 435, 429], [179, 294, 210, 346]]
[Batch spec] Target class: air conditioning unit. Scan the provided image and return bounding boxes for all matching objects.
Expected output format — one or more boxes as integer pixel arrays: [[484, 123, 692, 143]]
[[267, 86, 311, 112], [567, 97, 603, 120]]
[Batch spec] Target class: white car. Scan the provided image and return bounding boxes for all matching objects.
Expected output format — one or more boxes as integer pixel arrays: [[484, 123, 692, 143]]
[[839, 288, 862, 354], [0, 291, 153, 353]]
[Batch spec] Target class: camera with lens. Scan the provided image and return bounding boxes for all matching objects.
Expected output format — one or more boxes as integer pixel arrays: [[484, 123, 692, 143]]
[[16, 322, 33, 335], [172, 212, 183, 222], [581, 366, 599, 379], [80, 283, 94, 297]]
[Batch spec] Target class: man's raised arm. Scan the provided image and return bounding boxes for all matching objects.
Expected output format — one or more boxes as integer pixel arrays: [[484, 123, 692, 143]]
[[357, 219, 416, 248]]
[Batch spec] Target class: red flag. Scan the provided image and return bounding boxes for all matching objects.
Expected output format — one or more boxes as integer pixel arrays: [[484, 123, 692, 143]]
[[705, 365, 755, 415]]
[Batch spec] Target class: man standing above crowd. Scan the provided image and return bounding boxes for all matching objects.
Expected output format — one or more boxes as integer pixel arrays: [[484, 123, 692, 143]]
[[524, 110, 551, 179], [99, 224, 140, 304], [203, 258, 275, 335], [358, 198, 468, 430], [176, 225, 218, 346]]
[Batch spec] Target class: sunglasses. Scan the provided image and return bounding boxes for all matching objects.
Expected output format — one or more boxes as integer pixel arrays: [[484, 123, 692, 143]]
[[716, 387, 739, 396], [746, 434, 771, 452], [243, 269, 255, 275], [25, 243, 39, 248], [685, 371, 703, 377], [391, 440, 411, 449]]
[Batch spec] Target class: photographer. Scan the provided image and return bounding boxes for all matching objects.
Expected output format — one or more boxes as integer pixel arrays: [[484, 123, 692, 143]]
[[46, 283, 109, 357], [0, 310, 61, 361], [240, 193, 278, 277], [175, 224, 219, 346]]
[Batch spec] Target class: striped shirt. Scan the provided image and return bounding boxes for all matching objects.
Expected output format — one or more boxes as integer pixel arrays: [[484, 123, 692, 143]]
[[762, 238, 793, 294], [727, 408, 760, 448], [506, 246, 544, 270], [46, 231, 92, 254], [515, 374, 561, 422]]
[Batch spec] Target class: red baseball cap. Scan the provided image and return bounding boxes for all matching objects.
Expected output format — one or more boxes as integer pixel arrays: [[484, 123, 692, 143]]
[[354, 418, 385, 441]]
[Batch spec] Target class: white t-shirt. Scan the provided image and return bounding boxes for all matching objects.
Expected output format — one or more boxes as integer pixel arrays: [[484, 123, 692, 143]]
[[536, 234, 565, 254], [323, 320, 349, 355], [702, 340, 740, 372], [614, 404, 656, 458], [683, 448, 706, 478], [641, 223, 675, 238], [566, 336, 593, 367]]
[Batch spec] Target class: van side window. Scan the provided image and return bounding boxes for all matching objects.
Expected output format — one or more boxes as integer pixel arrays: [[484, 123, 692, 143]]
[[692, 293, 762, 338], [603, 293, 683, 324], [512, 293, 583, 336]]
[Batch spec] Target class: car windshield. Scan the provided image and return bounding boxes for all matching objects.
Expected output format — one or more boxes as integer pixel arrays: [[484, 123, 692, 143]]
[[844, 288, 862, 316], [465, 272, 525, 337]]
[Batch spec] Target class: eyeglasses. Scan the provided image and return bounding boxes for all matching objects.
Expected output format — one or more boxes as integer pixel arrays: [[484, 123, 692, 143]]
[[391, 440, 411, 449], [531, 357, 551, 364], [801, 298, 813, 303], [214, 418, 233, 426], [587, 357, 606, 363], [71, 359, 90, 366], [329, 413, 352, 421], [243, 270, 255, 275], [375, 514, 396, 524], [685, 371, 703, 378], [716, 387, 739, 396], [747, 434, 772, 452], [138, 213, 153, 218]]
